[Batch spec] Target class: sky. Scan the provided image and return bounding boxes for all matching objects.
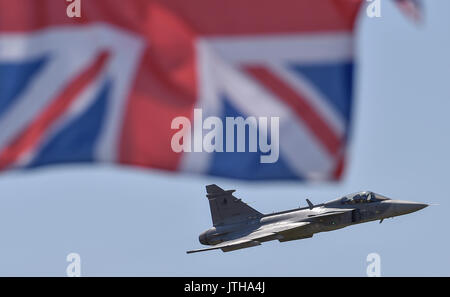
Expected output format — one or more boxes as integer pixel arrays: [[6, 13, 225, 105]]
[[0, 0, 449, 276]]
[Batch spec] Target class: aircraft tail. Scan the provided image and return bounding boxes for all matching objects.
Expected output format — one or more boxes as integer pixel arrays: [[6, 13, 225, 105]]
[[205, 184, 262, 226]]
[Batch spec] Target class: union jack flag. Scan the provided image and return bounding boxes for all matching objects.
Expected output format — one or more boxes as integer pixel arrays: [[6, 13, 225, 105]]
[[0, 0, 362, 181]]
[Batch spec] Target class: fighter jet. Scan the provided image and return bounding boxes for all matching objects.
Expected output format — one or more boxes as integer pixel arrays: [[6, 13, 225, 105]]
[[186, 184, 428, 254]]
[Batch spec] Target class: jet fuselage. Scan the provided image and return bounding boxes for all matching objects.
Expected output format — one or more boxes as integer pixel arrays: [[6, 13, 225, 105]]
[[199, 193, 427, 247]]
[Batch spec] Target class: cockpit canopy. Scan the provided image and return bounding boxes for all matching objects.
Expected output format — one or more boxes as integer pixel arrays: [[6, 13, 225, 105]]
[[340, 191, 389, 205]]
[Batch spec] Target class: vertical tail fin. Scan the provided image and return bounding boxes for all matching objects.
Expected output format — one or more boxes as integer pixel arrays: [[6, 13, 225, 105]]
[[205, 184, 262, 226]]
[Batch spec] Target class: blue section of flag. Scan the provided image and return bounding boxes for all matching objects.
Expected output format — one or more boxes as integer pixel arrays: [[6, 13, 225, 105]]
[[207, 95, 301, 181], [0, 56, 48, 118], [28, 79, 111, 168], [288, 62, 354, 126]]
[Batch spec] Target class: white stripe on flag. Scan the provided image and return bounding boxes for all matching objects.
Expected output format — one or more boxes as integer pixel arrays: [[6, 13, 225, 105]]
[[205, 33, 353, 65]]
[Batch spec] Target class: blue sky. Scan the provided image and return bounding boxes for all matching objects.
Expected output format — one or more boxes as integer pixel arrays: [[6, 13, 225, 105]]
[[0, 0, 449, 276]]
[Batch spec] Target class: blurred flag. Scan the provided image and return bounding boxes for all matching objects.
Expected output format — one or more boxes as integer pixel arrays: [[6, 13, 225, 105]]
[[393, 0, 423, 22], [0, 0, 361, 181]]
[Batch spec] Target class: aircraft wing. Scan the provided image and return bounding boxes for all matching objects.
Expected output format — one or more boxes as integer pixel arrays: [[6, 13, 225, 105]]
[[186, 237, 261, 254], [186, 221, 310, 254]]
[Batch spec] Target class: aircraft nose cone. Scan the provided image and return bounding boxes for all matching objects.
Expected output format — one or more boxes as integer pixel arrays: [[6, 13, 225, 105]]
[[392, 200, 428, 215]]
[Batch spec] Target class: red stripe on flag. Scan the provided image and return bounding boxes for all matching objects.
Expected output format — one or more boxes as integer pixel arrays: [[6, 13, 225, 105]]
[[119, 2, 197, 171], [0, 0, 361, 35], [0, 51, 109, 170], [244, 66, 341, 157], [333, 153, 346, 180], [161, 0, 361, 35], [0, 0, 149, 33]]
